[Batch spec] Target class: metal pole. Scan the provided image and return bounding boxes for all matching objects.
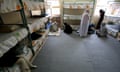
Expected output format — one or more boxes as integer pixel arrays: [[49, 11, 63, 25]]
[[19, 0, 35, 55]]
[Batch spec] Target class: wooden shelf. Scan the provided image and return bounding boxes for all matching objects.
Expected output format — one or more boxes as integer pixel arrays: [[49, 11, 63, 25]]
[[0, 0, 49, 71], [64, 8, 84, 15], [30, 29, 49, 62], [0, 9, 22, 15], [64, 19, 80, 25], [63, 0, 95, 28]]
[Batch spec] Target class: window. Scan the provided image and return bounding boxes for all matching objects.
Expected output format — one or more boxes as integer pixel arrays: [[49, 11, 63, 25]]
[[94, 0, 108, 16], [45, 0, 60, 16]]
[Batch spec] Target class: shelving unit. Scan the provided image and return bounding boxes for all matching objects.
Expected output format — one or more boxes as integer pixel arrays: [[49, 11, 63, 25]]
[[63, 0, 95, 30], [0, 0, 49, 71], [30, 29, 49, 62]]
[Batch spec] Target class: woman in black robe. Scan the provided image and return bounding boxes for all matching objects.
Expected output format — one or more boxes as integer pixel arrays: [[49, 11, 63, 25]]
[[96, 9, 105, 30]]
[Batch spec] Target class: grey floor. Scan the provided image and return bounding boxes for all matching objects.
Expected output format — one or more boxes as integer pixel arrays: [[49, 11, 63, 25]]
[[32, 31, 120, 72]]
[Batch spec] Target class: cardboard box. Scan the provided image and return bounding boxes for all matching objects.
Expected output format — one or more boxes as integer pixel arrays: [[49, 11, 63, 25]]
[[0, 25, 20, 33]]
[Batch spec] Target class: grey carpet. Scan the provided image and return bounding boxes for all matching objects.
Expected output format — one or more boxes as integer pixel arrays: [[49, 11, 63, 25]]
[[32, 31, 120, 72]]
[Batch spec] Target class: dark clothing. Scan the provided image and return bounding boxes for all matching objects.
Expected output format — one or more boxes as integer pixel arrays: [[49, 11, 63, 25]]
[[63, 23, 73, 34], [96, 10, 105, 29], [88, 24, 95, 34], [0, 47, 19, 67], [0, 40, 25, 67]]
